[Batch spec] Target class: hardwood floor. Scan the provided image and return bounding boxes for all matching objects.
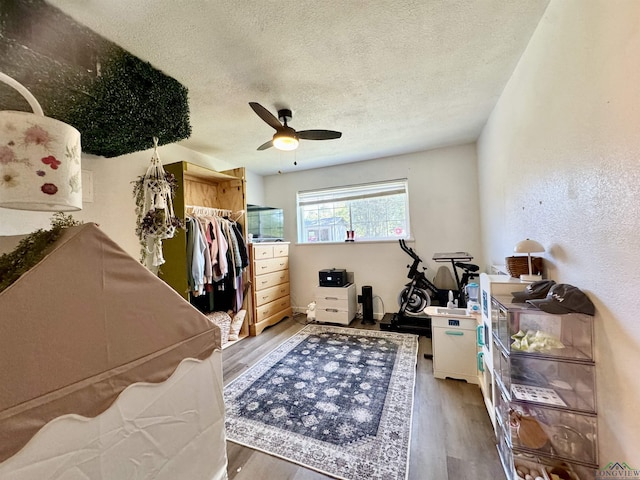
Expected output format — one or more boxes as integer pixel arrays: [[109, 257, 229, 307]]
[[222, 315, 506, 480]]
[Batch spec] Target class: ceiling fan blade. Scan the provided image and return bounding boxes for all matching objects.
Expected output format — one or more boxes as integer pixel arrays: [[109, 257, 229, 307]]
[[297, 130, 342, 140], [249, 102, 283, 131], [257, 139, 273, 150]]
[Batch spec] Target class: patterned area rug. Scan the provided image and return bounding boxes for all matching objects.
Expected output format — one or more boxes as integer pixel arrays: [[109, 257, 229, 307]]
[[224, 324, 418, 480]]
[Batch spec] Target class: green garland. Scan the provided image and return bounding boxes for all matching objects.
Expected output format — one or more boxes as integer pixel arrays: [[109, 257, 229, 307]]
[[0, 213, 82, 294]]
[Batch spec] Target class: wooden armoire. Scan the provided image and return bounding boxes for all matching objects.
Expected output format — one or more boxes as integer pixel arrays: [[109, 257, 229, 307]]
[[159, 161, 250, 341]]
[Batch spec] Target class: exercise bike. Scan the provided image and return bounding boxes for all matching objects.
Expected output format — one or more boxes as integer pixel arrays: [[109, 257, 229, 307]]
[[395, 239, 440, 315], [382, 240, 442, 337], [381, 240, 479, 337]]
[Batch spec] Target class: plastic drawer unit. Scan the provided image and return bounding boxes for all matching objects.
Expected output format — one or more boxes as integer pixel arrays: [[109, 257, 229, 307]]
[[490, 295, 597, 480]]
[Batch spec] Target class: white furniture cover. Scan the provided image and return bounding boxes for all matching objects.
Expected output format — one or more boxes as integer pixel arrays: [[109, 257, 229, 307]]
[[0, 223, 228, 479]]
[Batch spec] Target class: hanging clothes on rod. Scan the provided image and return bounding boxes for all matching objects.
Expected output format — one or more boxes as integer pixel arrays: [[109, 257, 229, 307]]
[[185, 205, 249, 315]]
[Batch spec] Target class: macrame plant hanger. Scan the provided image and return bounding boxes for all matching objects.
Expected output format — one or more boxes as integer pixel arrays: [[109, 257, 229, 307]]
[[137, 137, 177, 273]]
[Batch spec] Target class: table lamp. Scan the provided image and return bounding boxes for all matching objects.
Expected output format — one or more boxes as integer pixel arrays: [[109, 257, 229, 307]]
[[513, 238, 544, 281]]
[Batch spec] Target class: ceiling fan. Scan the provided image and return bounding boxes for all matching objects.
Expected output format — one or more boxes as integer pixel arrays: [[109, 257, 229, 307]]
[[249, 102, 342, 151]]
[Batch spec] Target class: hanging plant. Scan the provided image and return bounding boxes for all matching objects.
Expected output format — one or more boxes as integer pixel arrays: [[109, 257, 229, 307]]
[[132, 138, 182, 273]]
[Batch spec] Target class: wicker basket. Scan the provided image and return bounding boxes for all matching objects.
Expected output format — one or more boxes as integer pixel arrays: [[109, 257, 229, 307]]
[[505, 256, 543, 278], [205, 311, 232, 345]]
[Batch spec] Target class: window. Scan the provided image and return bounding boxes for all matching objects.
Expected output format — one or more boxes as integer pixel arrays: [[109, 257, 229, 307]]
[[297, 179, 410, 243]]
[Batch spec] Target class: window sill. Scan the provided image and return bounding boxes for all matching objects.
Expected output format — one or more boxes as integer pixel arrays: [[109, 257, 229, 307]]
[[295, 238, 414, 246]]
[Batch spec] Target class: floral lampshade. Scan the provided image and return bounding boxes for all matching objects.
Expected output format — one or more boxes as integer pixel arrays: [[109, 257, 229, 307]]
[[0, 72, 82, 211]]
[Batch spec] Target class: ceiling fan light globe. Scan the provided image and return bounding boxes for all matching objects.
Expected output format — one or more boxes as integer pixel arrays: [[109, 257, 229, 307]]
[[273, 132, 299, 151]]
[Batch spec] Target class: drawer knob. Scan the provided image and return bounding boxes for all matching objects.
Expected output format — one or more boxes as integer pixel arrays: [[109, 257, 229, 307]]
[[445, 331, 464, 336]]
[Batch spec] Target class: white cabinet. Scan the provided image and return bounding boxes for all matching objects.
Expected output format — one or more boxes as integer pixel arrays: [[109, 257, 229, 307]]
[[431, 313, 479, 383], [315, 283, 357, 325]]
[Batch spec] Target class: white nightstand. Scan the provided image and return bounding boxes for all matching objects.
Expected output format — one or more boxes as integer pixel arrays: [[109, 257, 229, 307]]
[[315, 283, 357, 325], [426, 306, 480, 384]]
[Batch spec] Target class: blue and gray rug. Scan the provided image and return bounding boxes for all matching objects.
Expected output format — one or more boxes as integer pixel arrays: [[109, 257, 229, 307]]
[[224, 324, 418, 480]]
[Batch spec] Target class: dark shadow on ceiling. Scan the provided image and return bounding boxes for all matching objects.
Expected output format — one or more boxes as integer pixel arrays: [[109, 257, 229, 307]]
[[0, 0, 191, 158]]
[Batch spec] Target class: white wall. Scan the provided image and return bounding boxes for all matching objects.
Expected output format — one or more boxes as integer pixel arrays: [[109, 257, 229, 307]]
[[244, 169, 265, 207], [478, 0, 640, 467], [263, 144, 482, 317], [0, 143, 265, 260]]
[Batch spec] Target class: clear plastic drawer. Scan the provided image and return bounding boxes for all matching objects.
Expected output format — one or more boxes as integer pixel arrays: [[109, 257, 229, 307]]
[[510, 355, 596, 413], [496, 415, 514, 478], [492, 297, 511, 350], [513, 455, 550, 480], [493, 295, 594, 361], [539, 456, 596, 480], [495, 380, 512, 442], [510, 403, 598, 466], [514, 452, 597, 480], [493, 338, 512, 395]]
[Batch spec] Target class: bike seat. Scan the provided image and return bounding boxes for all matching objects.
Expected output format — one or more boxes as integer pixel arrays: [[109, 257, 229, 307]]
[[455, 262, 479, 272]]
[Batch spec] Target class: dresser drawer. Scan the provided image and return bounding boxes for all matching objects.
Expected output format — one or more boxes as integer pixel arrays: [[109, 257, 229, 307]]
[[254, 283, 290, 307], [273, 243, 289, 257], [254, 256, 289, 275], [253, 245, 274, 259], [316, 284, 356, 310], [254, 269, 289, 291], [315, 284, 355, 302], [316, 295, 351, 310], [316, 307, 354, 325], [255, 296, 291, 322]]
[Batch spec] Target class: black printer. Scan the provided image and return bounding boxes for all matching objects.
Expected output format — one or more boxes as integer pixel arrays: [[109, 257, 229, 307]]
[[319, 268, 348, 287]]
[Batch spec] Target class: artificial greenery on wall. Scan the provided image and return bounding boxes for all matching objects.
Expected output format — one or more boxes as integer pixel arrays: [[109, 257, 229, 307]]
[[0, 213, 82, 294], [0, 0, 191, 158], [65, 49, 192, 157]]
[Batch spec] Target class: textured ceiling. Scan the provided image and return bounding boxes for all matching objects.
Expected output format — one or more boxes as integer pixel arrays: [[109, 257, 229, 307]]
[[46, 0, 549, 176]]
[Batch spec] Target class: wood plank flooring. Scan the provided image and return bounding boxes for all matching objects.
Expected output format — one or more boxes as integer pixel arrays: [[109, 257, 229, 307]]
[[222, 315, 506, 480]]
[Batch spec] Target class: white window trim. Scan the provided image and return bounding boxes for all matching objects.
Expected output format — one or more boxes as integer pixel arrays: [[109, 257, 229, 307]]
[[296, 179, 410, 244]]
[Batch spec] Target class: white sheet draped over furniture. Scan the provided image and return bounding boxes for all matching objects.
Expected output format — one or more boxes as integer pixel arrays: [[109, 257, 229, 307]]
[[0, 223, 228, 480]]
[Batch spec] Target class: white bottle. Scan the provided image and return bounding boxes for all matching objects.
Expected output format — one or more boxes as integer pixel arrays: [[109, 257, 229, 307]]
[[446, 290, 456, 309]]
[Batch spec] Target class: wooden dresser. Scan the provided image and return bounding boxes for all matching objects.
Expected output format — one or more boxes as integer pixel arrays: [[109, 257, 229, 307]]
[[249, 242, 292, 335]]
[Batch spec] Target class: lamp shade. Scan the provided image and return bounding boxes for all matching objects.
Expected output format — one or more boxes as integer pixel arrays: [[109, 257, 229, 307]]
[[0, 72, 82, 211], [513, 238, 544, 281], [514, 239, 545, 254]]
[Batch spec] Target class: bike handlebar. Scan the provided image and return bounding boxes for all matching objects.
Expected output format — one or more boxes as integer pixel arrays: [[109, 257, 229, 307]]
[[399, 239, 424, 280], [399, 239, 421, 262]]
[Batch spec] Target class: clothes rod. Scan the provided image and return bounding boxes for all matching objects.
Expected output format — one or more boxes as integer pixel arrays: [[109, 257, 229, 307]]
[[186, 205, 245, 219]]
